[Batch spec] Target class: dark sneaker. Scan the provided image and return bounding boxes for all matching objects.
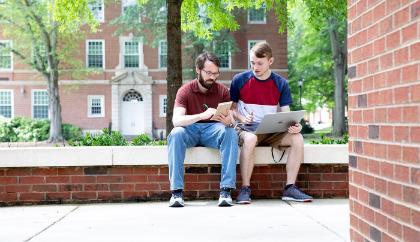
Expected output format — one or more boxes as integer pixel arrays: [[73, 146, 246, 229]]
[[236, 186, 251, 204], [282, 185, 313, 202], [218, 187, 234, 207], [169, 190, 184, 207]]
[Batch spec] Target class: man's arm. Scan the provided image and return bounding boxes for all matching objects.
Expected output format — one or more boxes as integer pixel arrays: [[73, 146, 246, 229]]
[[172, 106, 216, 127], [279, 105, 290, 112]]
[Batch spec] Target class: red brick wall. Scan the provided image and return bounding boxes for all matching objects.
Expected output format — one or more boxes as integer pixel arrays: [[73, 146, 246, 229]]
[[348, 0, 419, 241], [0, 84, 112, 129], [0, 164, 348, 205]]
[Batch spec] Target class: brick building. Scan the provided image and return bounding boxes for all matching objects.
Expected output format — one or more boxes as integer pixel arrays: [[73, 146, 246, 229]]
[[0, 1, 287, 138], [348, 0, 419, 241]]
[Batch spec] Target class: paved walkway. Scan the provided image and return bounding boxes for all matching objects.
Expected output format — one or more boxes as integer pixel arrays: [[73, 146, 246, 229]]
[[0, 199, 349, 242]]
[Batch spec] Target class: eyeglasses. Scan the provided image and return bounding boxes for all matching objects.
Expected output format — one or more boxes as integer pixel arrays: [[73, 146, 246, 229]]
[[201, 69, 220, 77]]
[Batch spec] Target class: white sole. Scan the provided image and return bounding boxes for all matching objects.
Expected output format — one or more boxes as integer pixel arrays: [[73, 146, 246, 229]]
[[282, 197, 313, 202]]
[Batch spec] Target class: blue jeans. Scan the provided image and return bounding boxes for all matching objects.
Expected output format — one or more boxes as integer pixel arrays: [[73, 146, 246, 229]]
[[168, 123, 238, 191]]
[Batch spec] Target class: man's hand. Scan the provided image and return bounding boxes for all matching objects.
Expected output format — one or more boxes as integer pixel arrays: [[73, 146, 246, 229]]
[[288, 122, 302, 134], [242, 112, 254, 124], [200, 108, 217, 120], [213, 110, 235, 127]]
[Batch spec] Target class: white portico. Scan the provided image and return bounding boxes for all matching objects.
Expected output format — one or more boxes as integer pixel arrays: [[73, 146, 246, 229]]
[[111, 36, 154, 137]]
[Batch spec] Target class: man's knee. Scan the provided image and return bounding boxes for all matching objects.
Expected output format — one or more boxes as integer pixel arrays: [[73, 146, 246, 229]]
[[224, 127, 238, 142], [168, 127, 186, 143], [242, 133, 258, 147], [289, 133, 304, 147]]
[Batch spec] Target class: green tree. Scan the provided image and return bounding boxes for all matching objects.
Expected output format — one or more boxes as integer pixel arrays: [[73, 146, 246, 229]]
[[296, 0, 347, 136], [0, 0, 98, 142], [288, 2, 335, 112], [118, 0, 279, 133]]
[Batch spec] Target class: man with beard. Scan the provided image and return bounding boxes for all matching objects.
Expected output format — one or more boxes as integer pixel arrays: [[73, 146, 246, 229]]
[[167, 52, 238, 207]]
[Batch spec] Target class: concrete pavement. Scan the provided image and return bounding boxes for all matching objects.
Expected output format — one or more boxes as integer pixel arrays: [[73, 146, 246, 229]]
[[0, 199, 350, 242]]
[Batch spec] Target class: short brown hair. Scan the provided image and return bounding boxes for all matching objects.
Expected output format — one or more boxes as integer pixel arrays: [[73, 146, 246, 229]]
[[251, 42, 272, 59], [195, 52, 220, 70]]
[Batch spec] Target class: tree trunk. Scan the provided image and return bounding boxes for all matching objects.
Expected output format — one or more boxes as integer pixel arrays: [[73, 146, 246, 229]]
[[328, 17, 346, 137], [47, 70, 63, 143], [47, 26, 63, 143], [166, 0, 183, 135], [192, 42, 204, 76]]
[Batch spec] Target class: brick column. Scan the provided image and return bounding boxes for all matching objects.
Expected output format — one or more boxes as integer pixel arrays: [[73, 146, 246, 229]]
[[347, 0, 419, 241]]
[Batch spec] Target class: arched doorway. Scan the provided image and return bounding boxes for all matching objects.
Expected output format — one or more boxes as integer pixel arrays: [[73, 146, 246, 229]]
[[121, 89, 144, 135]]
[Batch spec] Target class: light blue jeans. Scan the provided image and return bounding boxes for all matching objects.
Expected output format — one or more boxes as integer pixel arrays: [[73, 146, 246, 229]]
[[168, 122, 238, 191]]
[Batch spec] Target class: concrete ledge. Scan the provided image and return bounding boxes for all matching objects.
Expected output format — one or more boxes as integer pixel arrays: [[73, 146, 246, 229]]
[[0, 144, 348, 167]]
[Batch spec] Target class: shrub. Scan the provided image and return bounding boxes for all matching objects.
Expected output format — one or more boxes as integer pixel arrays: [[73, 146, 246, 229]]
[[0, 117, 49, 142], [0, 117, 83, 142], [131, 134, 167, 146], [310, 133, 348, 144], [131, 134, 152, 145], [62, 123, 83, 141], [300, 119, 314, 134], [70, 128, 128, 146]]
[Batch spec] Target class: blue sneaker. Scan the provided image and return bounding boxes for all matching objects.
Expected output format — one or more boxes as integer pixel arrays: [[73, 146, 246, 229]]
[[169, 190, 184, 207], [218, 188, 233, 207], [236, 186, 251, 204], [282, 185, 313, 202]]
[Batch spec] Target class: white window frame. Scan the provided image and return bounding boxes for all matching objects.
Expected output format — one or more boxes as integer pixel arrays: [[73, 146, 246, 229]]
[[123, 40, 140, 69], [32, 89, 49, 119], [0, 89, 14, 119], [158, 40, 167, 69], [248, 40, 265, 68], [32, 44, 47, 65], [86, 39, 105, 69], [247, 7, 266, 24], [88, 0, 105, 23], [87, 95, 105, 118], [0, 40, 13, 71], [159, 95, 167, 117], [121, 0, 137, 14], [215, 41, 231, 69]]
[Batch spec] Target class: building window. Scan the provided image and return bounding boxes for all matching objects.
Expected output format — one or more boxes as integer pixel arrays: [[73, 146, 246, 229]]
[[32, 90, 49, 119], [88, 0, 104, 22], [248, 6, 266, 24], [248, 40, 265, 67], [0, 90, 13, 118], [159, 95, 167, 117], [0, 40, 12, 70], [158, 40, 167, 69], [32, 44, 47, 66], [88, 95, 105, 118], [124, 41, 139, 68], [122, 0, 137, 14], [215, 42, 230, 69], [86, 40, 104, 68]]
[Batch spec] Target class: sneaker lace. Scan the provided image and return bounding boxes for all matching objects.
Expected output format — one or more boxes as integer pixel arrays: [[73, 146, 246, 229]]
[[172, 191, 183, 199], [242, 186, 251, 193], [220, 188, 231, 198]]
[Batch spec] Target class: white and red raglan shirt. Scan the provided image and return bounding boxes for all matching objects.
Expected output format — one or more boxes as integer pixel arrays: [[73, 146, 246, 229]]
[[230, 70, 293, 123]]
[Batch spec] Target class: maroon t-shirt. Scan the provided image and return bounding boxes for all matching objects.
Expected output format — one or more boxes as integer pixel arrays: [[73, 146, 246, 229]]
[[175, 79, 230, 122]]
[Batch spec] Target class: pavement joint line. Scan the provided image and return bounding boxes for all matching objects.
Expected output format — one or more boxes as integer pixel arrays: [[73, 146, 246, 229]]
[[282, 200, 348, 242], [23, 206, 80, 242]]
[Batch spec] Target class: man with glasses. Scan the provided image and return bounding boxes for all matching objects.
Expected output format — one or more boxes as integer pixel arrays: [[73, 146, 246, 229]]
[[167, 52, 238, 207]]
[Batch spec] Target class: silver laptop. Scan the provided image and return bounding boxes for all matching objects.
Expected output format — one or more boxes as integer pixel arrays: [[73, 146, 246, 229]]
[[237, 110, 305, 134]]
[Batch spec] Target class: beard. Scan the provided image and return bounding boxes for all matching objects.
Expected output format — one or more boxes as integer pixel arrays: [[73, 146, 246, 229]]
[[198, 73, 215, 90]]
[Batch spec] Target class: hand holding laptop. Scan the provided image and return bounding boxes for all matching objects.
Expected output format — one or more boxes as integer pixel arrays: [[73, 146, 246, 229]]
[[288, 122, 302, 134]]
